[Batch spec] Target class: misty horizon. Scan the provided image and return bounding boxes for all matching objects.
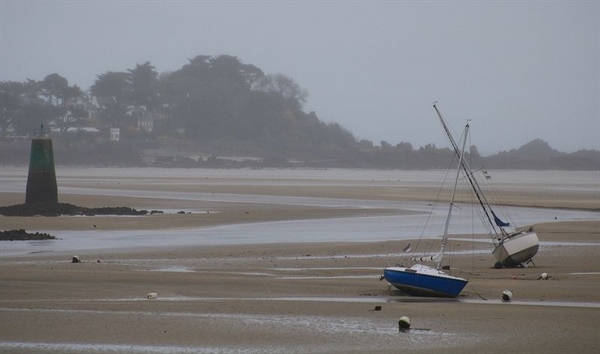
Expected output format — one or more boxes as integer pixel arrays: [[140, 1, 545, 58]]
[[1, 1, 598, 155]]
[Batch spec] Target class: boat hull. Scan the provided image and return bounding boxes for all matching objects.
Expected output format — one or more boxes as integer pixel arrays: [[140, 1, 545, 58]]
[[493, 231, 539, 267], [383, 265, 468, 298]]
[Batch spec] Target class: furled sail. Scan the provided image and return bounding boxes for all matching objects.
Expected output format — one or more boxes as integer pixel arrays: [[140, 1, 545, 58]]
[[491, 210, 510, 227]]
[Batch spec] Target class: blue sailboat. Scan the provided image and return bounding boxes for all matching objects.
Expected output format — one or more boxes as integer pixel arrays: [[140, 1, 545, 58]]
[[383, 263, 468, 298], [382, 110, 471, 298]]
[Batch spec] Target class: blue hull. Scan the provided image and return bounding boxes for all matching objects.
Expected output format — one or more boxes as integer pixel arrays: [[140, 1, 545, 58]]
[[384, 268, 468, 298]]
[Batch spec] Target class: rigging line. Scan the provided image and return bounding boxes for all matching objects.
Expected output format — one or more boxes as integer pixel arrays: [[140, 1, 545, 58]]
[[481, 169, 517, 227], [470, 187, 477, 274], [433, 104, 503, 241], [412, 159, 455, 258], [435, 122, 470, 270], [462, 175, 496, 239], [394, 163, 451, 262]]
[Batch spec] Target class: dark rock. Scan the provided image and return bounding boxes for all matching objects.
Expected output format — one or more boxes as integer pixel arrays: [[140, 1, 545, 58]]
[[0, 202, 148, 217], [0, 229, 57, 241]]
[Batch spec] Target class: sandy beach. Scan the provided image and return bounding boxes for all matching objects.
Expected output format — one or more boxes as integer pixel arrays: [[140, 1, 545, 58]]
[[0, 167, 598, 353]]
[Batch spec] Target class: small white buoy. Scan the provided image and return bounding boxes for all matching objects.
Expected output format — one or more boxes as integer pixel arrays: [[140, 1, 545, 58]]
[[398, 316, 411, 331], [72, 255, 80, 263], [540, 272, 548, 280], [502, 290, 513, 302], [147, 292, 158, 300]]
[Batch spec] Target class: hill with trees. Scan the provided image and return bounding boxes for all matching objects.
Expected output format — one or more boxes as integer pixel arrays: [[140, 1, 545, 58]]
[[1, 54, 597, 170]]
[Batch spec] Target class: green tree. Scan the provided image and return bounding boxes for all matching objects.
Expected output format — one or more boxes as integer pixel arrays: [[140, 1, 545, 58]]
[[6, 80, 51, 135], [1, 77, 85, 136], [90, 72, 130, 101], [158, 55, 259, 139], [15, 101, 50, 136], [40, 73, 69, 106], [39, 74, 86, 132], [128, 62, 160, 109], [254, 73, 308, 109], [0, 81, 28, 136], [90, 72, 131, 128]]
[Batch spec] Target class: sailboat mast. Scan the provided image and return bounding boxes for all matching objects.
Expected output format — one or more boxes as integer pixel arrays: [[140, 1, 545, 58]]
[[436, 123, 469, 269], [433, 104, 503, 241]]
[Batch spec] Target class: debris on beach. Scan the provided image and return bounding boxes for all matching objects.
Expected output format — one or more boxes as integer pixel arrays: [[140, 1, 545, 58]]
[[538, 272, 549, 280], [72, 255, 81, 263], [147, 292, 158, 300], [502, 290, 513, 302]]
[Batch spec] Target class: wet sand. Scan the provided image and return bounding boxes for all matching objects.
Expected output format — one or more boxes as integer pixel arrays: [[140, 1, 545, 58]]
[[0, 168, 599, 353]]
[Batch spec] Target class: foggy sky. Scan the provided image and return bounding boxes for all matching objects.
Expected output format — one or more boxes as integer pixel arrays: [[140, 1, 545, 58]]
[[1, 1, 598, 155]]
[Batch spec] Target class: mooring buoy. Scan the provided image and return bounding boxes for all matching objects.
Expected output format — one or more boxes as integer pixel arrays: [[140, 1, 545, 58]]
[[398, 316, 411, 331]]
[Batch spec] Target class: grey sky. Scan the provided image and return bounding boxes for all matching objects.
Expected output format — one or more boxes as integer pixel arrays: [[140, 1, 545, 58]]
[[1, 1, 598, 155]]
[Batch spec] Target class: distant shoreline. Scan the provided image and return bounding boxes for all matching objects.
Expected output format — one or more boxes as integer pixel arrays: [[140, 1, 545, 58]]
[[1, 136, 598, 170]]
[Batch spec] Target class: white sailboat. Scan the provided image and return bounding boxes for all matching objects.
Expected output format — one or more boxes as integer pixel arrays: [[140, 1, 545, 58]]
[[432, 104, 539, 268]]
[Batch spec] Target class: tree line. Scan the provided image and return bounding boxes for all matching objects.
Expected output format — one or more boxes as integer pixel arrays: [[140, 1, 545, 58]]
[[1, 55, 363, 160], [1, 54, 597, 170]]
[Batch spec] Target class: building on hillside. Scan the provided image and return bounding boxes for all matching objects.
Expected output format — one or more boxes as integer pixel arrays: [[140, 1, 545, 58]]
[[110, 128, 120, 141]]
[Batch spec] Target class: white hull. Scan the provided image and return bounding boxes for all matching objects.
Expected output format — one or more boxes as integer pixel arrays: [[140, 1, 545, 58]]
[[493, 231, 539, 267]]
